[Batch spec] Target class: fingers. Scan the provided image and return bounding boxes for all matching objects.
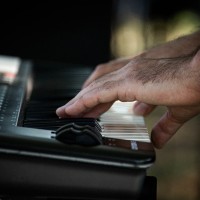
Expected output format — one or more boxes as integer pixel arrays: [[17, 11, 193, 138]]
[[56, 78, 121, 118], [151, 111, 183, 149], [133, 101, 156, 116], [83, 58, 131, 88], [56, 105, 69, 118], [77, 102, 114, 118], [82, 66, 104, 88], [82, 64, 110, 88], [132, 102, 183, 149], [56, 64, 139, 118], [151, 106, 200, 149]]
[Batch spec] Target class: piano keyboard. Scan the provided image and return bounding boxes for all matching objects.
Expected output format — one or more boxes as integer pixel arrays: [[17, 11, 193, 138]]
[[100, 101, 150, 142], [22, 100, 150, 142], [0, 55, 150, 143], [0, 55, 155, 199]]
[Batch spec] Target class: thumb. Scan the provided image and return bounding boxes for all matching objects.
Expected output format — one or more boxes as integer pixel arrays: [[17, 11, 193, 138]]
[[151, 111, 183, 149], [151, 106, 200, 149]]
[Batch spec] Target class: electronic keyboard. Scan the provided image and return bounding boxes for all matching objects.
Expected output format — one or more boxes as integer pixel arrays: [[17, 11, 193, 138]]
[[0, 55, 156, 200]]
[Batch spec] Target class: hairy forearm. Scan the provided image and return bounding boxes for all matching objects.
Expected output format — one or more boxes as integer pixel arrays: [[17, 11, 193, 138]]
[[141, 30, 200, 59]]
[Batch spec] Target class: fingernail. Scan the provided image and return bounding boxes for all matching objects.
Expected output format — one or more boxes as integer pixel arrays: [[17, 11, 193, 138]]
[[56, 105, 66, 117]]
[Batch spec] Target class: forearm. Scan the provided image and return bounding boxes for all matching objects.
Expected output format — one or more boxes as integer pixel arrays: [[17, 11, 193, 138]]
[[141, 30, 200, 58]]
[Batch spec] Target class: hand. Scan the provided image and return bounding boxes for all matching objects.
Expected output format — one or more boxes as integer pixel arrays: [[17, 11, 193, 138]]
[[82, 57, 131, 88], [56, 49, 200, 148], [133, 102, 200, 148]]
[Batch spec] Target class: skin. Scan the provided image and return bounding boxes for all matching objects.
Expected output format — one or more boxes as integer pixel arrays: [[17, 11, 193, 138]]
[[56, 30, 200, 149]]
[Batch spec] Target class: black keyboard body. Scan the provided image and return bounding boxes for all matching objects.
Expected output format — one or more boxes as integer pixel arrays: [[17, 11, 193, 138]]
[[0, 57, 156, 200]]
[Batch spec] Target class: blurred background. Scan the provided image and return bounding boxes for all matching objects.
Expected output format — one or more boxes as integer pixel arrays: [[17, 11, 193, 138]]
[[0, 0, 200, 199]]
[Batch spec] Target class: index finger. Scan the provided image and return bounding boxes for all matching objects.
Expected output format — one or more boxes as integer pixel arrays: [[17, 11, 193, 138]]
[[57, 80, 120, 117]]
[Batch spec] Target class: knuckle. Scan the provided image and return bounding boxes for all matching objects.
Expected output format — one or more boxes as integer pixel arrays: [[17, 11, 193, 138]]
[[95, 64, 106, 72], [102, 80, 116, 90], [80, 96, 91, 110]]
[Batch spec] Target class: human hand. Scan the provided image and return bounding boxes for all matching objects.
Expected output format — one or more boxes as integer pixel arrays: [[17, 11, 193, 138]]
[[133, 102, 200, 148], [56, 49, 200, 148], [82, 57, 131, 88]]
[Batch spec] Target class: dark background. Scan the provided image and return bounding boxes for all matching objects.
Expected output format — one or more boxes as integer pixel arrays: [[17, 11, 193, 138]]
[[0, 1, 112, 66], [0, 0, 200, 66]]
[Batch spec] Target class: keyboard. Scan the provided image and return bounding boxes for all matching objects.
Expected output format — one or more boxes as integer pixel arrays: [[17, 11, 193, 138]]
[[0, 55, 156, 199]]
